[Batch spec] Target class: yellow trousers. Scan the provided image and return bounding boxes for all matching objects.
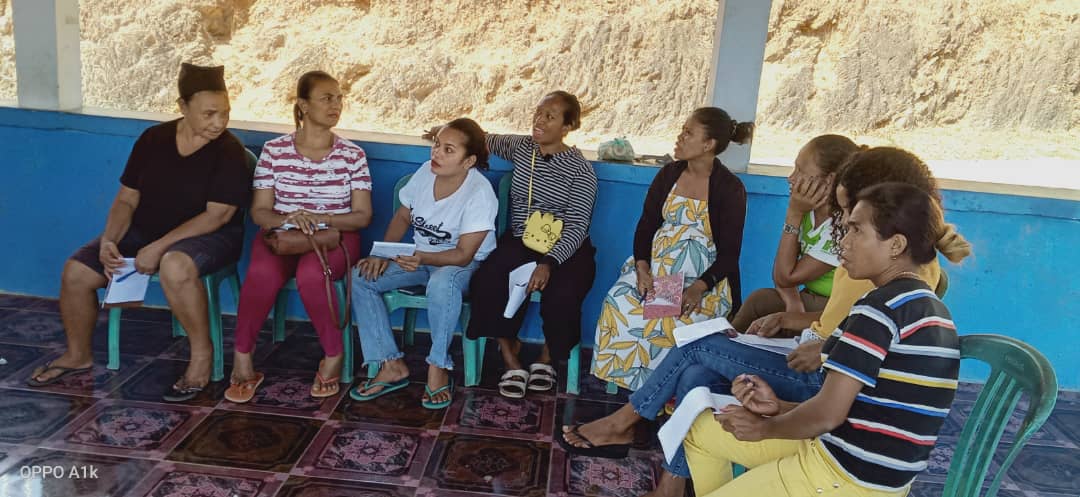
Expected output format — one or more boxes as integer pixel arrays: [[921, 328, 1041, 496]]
[[683, 412, 910, 497]]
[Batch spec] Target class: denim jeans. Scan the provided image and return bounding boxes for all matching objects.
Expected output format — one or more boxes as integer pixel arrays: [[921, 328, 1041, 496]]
[[351, 260, 480, 370], [627, 333, 825, 478]]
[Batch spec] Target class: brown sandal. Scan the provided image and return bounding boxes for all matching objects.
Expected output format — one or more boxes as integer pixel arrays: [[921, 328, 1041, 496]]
[[224, 372, 265, 403], [311, 360, 340, 398]]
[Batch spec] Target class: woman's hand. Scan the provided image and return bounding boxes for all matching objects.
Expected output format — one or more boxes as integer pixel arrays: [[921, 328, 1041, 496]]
[[527, 263, 552, 293], [396, 254, 422, 272], [786, 340, 825, 372], [788, 176, 830, 214], [284, 210, 319, 235], [357, 257, 389, 281], [99, 239, 126, 277], [732, 374, 782, 416], [747, 312, 785, 337], [681, 280, 707, 317], [715, 406, 770, 442], [134, 241, 166, 274], [635, 262, 653, 299]]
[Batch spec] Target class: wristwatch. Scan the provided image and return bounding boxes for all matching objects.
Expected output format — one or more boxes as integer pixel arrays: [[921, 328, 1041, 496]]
[[782, 223, 799, 236]]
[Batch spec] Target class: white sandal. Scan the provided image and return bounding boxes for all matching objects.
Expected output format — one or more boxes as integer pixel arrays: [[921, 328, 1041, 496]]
[[526, 363, 557, 392], [498, 369, 530, 399]]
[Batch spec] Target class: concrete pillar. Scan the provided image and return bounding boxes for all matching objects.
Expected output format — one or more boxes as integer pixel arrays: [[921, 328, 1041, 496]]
[[708, 0, 772, 172], [12, 0, 81, 110]]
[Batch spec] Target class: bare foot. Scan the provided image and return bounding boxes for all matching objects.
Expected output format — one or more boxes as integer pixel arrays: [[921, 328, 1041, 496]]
[[230, 352, 258, 384], [29, 351, 93, 383], [498, 338, 524, 371], [561, 404, 639, 449], [357, 358, 409, 396], [423, 365, 452, 404], [312, 354, 343, 396], [641, 470, 686, 497], [178, 355, 212, 389]]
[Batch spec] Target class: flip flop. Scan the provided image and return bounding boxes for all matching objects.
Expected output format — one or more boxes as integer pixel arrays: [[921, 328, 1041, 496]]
[[26, 361, 92, 387], [421, 378, 454, 410], [162, 382, 205, 403], [311, 370, 341, 398], [556, 423, 632, 459], [349, 377, 410, 401], [224, 372, 265, 403], [526, 363, 557, 392], [498, 369, 529, 399]]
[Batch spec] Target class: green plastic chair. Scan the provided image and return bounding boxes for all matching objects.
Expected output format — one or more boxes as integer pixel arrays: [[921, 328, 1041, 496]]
[[270, 277, 353, 383], [943, 334, 1057, 497], [107, 148, 258, 382]]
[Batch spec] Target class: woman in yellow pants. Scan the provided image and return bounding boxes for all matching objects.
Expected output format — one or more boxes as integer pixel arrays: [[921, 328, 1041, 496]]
[[684, 149, 972, 497]]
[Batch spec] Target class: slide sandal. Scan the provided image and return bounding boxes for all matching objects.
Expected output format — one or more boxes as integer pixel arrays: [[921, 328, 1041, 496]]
[[527, 363, 557, 392], [498, 369, 529, 399]]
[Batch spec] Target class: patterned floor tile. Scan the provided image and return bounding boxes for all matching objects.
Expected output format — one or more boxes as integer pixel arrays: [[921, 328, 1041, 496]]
[[259, 333, 331, 372], [549, 447, 662, 497], [0, 442, 34, 476], [0, 343, 55, 383], [908, 479, 1028, 497], [0, 310, 68, 346], [2, 350, 152, 398], [1045, 404, 1080, 448], [333, 382, 446, 430], [167, 410, 322, 472], [42, 399, 211, 459], [443, 388, 554, 442], [422, 432, 550, 497], [0, 448, 156, 497], [0, 388, 97, 444], [124, 461, 287, 497], [278, 476, 417, 497], [219, 368, 344, 419], [0, 294, 56, 311], [293, 421, 436, 486], [555, 397, 660, 451], [1001, 444, 1080, 495], [947, 401, 1067, 446], [107, 358, 226, 407]]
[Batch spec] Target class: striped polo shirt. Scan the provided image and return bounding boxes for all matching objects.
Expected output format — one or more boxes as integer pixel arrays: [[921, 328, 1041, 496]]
[[820, 277, 959, 491], [253, 133, 372, 214], [486, 134, 598, 264]]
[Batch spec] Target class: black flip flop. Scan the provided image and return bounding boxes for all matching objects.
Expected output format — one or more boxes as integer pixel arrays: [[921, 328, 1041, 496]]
[[25, 362, 92, 387], [556, 423, 632, 459], [162, 382, 205, 402]]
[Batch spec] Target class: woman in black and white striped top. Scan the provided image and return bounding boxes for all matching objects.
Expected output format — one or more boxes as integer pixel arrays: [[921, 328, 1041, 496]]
[[466, 91, 599, 399]]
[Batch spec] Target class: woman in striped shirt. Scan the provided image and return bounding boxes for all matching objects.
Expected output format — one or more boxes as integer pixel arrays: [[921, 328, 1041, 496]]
[[683, 164, 972, 496], [465, 91, 599, 399], [225, 71, 373, 403]]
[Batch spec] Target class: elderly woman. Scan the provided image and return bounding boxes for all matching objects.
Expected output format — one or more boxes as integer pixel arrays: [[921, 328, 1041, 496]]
[[682, 180, 971, 497], [225, 71, 372, 403], [465, 90, 599, 399], [27, 63, 253, 402]]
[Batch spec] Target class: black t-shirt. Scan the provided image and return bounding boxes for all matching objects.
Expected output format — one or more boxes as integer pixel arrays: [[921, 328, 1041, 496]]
[[119, 119, 252, 240]]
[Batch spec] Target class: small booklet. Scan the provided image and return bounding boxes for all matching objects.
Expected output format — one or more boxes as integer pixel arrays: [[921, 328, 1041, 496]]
[[643, 272, 683, 319], [731, 334, 800, 355], [673, 316, 737, 347], [657, 386, 741, 463], [102, 258, 151, 308], [370, 241, 416, 259], [503, 262, 537, 318]]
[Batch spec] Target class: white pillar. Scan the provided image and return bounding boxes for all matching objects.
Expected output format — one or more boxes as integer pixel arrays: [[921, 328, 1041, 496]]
[[708, 0, 772, 172], [12, 0, 81, 110]]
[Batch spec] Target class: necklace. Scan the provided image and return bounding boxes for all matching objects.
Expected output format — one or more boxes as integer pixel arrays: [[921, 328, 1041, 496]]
[[890, 271, 922, 283]]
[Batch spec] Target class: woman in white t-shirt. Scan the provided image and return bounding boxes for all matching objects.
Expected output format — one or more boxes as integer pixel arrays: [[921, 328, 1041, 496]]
[[349, 118, 498, 409]]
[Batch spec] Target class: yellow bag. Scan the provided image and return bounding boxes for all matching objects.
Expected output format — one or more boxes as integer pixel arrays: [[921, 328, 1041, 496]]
[[522, 149, 563, 254]]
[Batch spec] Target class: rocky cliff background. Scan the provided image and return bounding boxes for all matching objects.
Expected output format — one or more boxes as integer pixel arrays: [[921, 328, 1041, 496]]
[[1, 0, 1077, 166]]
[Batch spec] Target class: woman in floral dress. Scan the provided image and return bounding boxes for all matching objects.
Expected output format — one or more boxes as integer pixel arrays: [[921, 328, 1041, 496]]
[[592, 108, 751, 390]]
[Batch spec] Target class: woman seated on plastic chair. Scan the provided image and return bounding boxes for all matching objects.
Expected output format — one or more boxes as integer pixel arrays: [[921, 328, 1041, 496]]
[[682, 182, 971, 497], [27, 63, 252, 402], [226, 71, 372, 403], [350, 118, 498, 409]]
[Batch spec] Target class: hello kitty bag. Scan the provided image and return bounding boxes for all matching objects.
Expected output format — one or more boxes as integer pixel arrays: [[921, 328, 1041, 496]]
[[522, 149, 563, 254]]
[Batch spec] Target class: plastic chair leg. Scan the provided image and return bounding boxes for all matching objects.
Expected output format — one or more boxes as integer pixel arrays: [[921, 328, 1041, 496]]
[[606, 381, 619, 395], [205, 276, 224, 382], [566, 344, 581, 395], [403, 309, 417, 347], [367, 361, 379, 379], [107, 307, 123, 370], [171, 315, 186, 337], [463, 337, 481, 387], [336, 280, 353, 384], [272, 291, 287, 342]]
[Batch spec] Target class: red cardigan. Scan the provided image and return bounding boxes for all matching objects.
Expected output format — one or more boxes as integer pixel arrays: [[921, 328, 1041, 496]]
[[633, 159, 746, 309]]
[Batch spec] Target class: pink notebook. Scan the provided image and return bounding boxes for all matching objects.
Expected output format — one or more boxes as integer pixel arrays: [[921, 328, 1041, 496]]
[[643, 273, 684, 319]]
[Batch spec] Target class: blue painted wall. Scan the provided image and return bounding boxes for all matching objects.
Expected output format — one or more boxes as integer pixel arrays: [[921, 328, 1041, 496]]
[[1, 108, 1077, 389]]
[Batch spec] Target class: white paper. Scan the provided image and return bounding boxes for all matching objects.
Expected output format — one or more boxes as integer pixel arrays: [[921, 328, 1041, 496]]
[[102, 258, 151, 306], [370, 241, 416, 259], [731, 334, 800, 355], [503, 262, 537, 318], [673, 317, 736, 347], [658, 386, 741, 463]]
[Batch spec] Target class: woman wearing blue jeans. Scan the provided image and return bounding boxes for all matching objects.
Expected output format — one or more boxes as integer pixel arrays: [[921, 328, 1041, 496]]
[[350, 118, 498, 409]]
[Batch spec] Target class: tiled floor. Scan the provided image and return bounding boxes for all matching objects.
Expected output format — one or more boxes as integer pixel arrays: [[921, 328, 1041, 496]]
[[0, 293, 1077, 497]]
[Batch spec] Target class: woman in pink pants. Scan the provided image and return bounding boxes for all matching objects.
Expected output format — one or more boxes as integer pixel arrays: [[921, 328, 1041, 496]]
[[226, 71, 372, 402]]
